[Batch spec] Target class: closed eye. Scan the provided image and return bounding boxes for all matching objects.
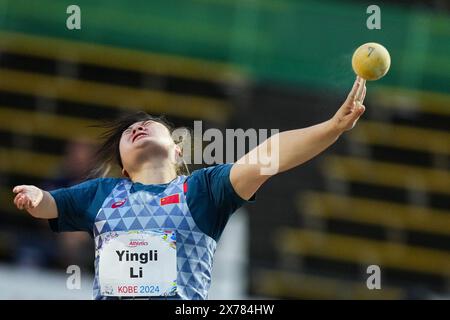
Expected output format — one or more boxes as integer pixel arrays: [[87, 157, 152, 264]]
[[122, 120, 153, 136], [123, 128, 132, 135]]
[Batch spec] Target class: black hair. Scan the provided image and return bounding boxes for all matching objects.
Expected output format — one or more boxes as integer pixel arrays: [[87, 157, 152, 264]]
[[89, 111, 190, 178]]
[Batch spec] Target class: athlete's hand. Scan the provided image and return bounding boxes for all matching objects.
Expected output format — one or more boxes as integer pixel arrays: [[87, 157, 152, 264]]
[[332, 76, 366, 133], [13, 185, 44, 210]]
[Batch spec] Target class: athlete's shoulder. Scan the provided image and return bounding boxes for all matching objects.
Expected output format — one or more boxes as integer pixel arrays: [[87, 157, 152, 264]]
[[185, 164, 233, 194], [69, 177, 125, 190], [188, 163, 233, 179]]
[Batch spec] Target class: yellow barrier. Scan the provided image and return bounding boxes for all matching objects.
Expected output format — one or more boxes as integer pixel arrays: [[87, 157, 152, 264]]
[[278, 228, 450, 277], [254, 269, 405, 299], [350, 121, 450, 155], [322, 156, 450, 195], [299, 191, 450, 236], [0, 68, 232, 123]]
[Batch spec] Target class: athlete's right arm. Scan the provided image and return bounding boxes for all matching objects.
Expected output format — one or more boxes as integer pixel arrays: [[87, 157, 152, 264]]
[[12, 185, 58, 219]]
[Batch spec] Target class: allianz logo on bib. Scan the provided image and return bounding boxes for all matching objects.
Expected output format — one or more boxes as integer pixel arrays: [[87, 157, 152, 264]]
[[128, 239, 149, 247]]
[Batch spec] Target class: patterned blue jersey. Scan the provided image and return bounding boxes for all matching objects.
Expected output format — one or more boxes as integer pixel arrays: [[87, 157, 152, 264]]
[[48, 164, 253, 299]]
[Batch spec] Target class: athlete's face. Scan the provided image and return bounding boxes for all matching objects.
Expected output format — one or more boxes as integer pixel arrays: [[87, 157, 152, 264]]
[[119, 120, 178, 174]]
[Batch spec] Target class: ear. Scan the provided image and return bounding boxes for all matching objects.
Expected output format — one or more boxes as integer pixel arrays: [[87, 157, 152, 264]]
[[174, 145, 183, 163], [121, 168, 130, 178], [174, 144, 182, 157]]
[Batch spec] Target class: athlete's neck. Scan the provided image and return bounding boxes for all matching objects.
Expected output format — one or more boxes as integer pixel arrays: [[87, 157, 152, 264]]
[[127, 161, 177, 185]]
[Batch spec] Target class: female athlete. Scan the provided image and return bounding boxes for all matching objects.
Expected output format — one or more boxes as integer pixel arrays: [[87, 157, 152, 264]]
[[13, 77, 366, 299]]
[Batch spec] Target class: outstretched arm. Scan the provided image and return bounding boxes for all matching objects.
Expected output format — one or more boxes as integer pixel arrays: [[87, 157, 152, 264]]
[[230, 76, 367, 200], [12, 185, 58, 219]]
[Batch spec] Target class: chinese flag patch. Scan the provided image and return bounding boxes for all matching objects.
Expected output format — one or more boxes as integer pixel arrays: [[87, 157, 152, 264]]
[[160, 193, 180, 206]]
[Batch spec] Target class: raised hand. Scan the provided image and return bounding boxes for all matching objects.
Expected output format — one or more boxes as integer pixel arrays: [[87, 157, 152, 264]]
[[332, 76, 366, 132]]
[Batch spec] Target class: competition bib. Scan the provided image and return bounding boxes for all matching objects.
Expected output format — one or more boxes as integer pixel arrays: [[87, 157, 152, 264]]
[[98, 230, 177, 297]]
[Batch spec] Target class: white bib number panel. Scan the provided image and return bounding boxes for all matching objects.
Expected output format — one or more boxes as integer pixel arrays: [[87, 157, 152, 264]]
[[98, 230, 177, 297]]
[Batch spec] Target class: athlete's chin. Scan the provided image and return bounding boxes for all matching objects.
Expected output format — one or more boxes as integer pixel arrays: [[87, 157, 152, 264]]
[[132, 138, 170, 153], [132, 136, 163, 148]]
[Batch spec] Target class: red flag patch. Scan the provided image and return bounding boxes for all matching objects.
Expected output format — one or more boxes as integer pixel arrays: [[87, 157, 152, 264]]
[[160, 193, 180, 206]]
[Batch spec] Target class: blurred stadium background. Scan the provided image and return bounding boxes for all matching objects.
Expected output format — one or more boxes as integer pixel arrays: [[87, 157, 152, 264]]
[[0, 0, 449, 299]]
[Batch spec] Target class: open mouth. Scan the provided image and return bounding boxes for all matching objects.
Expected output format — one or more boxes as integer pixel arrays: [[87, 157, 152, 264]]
[[132, 132, 149, 143]]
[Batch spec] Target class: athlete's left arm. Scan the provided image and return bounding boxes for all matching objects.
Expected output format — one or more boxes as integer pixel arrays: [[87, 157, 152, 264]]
[[230, 76, 366, 200]]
